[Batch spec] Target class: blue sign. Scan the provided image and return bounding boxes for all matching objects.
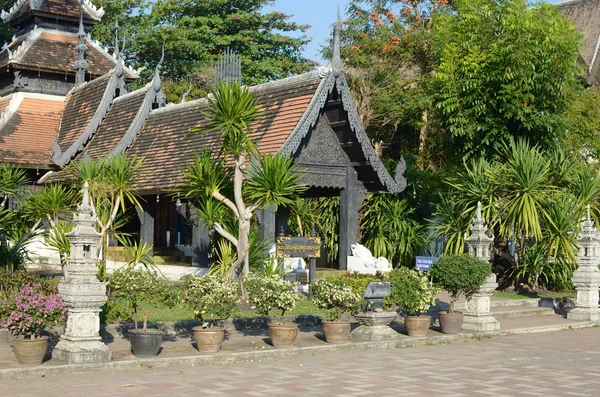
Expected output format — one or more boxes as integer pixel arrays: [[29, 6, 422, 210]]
[[415, 256, 439, 271]]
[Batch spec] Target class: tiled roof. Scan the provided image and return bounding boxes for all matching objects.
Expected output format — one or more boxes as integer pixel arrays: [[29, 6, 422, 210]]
[[54, 72, 112, 151], [80, 88, 148, 160], [0, 93, 64, 165], [2, 0, 102, 24], [0, 29, 136, 78], [128, 73, 322, 192], [559, 0, 600, 81]]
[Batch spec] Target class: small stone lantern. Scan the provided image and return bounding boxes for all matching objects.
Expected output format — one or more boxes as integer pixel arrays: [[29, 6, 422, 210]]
[[53, 182, 112, 364], [462, 202, 500, 332], [567, 205, 600, 321]]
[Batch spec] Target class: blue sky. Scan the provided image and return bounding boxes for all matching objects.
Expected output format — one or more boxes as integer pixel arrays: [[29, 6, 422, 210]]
[[265, 0, 564, 65]]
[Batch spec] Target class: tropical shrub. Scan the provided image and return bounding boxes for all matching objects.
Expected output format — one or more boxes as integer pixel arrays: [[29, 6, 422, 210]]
[[390, 267, 439, 316], [0, 270, 56, 299], [244, 274, 299, 324], [180, 274, 240, 327], [429, 255, 491, 313], [108, 267, 178, 331], [0, 285, 67, 338], [311, 278, 362, 321]]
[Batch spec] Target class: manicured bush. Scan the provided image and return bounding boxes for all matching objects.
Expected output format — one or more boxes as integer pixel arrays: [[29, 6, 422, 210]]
[[311, 278, 362, 321], [244, 274, 299, 324], [334, 271, 391, 308], [180, 274, 240, 327], [390, 267, 439, 316], [429, 255, 492, 313]]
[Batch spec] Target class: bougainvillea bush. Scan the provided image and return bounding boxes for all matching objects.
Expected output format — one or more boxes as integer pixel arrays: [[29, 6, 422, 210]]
[[0, 285, 67, 338]]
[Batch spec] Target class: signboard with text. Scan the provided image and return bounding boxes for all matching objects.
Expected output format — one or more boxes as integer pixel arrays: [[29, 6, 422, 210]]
[[276, 236, 321, 259], [415, 256, 439, 271]]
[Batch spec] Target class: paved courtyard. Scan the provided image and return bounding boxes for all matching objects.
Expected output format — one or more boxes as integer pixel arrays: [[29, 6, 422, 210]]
[[2, 327, 600, 397]]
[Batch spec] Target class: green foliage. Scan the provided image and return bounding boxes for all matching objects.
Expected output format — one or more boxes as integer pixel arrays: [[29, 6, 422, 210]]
[[180, 274, 240, 325], [0, 214, 33, 272], [429, 255, 491, 312], [310, 278, 362, 321], [432, 0, 581, 158], [245, 154, 307, 211], [209, 239, 236, 276], [108, 267, 178, 330], [0, 270, 57, 300], [116, 236, 155, 269], [244, 274, 299, 323], [0, 163, 29, 205], [390, 267, 439, 316], [333, 271, 390, 308], [361, 195, 426, 267], [510, 245, 576, 292], [100, 298, 134, 325]]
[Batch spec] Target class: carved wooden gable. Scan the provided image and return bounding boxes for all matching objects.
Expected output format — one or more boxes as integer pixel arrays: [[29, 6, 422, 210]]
[[296, 116, 349, 166]]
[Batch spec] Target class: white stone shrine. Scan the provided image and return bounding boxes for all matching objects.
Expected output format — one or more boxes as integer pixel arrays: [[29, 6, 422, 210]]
[[462, 202, 500, 332], [53, 182, 112, 364], [568, 205, 600, 321]]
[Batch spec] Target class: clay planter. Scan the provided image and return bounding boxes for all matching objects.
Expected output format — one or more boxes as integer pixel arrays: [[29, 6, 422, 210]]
[[404, 315, 431, 337], [12, 335, 48, 366], [322, 321, 351, 344], [129, 329, 164, 358], [268, 323, 298, 348], [192, 326, 225, 353], [439, 312, 464, 334]]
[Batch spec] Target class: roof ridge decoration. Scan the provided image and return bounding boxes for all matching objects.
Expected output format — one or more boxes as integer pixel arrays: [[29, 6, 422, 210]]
[[280, 16, 407, 193], [73, 2, 88, 87], [1, 0, 104, 22], [7, 25, 42, 63], [52, 69, 121, 167], [110, 48, 166, 156], [0, 93, 24, 132], [81, 0, 104, 21], [1, 0, 28, 22]]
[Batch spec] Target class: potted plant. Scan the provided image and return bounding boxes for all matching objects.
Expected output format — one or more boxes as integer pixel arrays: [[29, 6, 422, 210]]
[[109, 267, 177, 357], [180, 274, 240, 353], [429, 254, 491, 334], [0, 285, 67, 365], [311, 278, 361, 343], [390, 267, 439, 337], [245, 273, 300, 348]]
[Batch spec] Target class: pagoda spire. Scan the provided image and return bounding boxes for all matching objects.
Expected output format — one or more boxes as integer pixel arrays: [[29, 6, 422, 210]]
[[73, 1, 88, 87], [331, 8, 342, 75]]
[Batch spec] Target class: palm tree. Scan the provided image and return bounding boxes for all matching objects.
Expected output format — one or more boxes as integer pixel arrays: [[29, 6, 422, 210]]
[[0, 163, 29, 208], [185, 82, 306, 279]]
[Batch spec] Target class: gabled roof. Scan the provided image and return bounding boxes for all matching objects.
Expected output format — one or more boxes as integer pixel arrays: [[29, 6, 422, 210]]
[[558, 0, 600, 84], [52, 70, 119, 167], [0, 28, 138, 79], [0, 92, 64, 165], [128, 73, 322, 193], [1, 0, 104, 25]]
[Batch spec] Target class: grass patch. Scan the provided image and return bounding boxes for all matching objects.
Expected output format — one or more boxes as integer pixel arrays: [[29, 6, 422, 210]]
[[492, 291, 537, 300]]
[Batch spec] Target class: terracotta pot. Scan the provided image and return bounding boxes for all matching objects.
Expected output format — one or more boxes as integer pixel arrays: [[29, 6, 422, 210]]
[[268, 323, 298, 348], [439, 312, 464, 334], [192, 326, 225, 353], [129, 329, 164, 358], [12, 335, 48, 366], [404, 315, 431, 337], [322, 321, 351, 344]]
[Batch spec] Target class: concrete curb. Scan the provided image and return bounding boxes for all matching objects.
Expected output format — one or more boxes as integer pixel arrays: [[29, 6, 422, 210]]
[[1, 321, 599, 380]]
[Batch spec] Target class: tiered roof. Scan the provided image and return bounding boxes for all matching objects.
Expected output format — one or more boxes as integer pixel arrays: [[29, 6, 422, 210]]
[[0, 92, 64, 165], [1, 0, 104, 25]]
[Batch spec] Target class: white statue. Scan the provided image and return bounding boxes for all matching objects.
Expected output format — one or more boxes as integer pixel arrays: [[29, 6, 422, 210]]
[[347, 243, 392, 275]]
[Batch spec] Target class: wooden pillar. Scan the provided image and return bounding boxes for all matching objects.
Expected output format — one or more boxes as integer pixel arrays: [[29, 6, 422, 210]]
[[339, 167, 358, 271], [258, 204, 276, 245], [137, 198, 155, 254], [192, 218, 210, 268], [276, 207, 290, 237]]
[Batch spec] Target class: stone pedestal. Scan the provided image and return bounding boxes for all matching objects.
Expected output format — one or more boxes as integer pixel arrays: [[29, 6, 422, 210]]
[[53, 182, 111, 364], [463, 202, 500, 332], [350, 312, 398, 342], [568, 206, 600, 322], [462, 274, 500, 332]]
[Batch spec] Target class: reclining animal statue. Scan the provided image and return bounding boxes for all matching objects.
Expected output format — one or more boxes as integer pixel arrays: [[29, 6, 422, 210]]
[[347, 243, 392, 275]]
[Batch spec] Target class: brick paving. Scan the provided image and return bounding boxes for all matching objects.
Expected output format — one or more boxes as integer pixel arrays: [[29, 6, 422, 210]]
[[2, 327, 600, 397]]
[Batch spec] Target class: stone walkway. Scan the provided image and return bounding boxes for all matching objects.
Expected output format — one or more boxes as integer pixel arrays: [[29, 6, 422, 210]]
[[2, 326, 600, 396]]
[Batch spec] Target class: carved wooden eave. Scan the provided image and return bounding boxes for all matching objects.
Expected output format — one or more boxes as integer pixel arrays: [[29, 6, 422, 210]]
[[110, 62, 166, 156], [51, 68, 121, 167], [278, 68, 406, 194]]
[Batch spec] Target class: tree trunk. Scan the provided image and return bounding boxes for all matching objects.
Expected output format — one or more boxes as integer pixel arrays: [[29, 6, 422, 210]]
[[418, 109, 429, 171]]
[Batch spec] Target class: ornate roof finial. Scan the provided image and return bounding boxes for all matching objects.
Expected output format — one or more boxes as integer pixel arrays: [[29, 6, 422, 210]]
[[214, 47, 241, 85], [82, 181, 90, 207], [152, 42, 164, 93], [73, 1, 88, 87], [331, 9, 343, 74], [476, 201, 483, 221], [181, 80, 192, 103], [588, 203, 592, 222]]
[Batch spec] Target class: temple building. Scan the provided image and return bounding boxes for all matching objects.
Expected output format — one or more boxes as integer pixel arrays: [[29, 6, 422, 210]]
[[0, 0, 405, 270]]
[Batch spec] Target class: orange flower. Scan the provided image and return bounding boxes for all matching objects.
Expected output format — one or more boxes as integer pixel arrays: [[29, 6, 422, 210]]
[[439, 0, 448, 4], [376, 22, 384, 27], [355, 10, 361, 15], [386, 11, 396, 20], [369, 12, 380, 22], [391, 37, 400, 45], [382, 45, 391, 52], [403, 8, 412, 14]]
